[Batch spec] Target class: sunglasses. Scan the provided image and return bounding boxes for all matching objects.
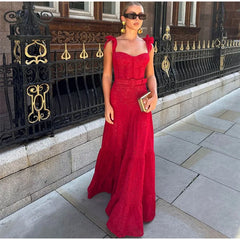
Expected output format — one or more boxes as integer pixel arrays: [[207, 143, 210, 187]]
[[124, 13, 146, 20]]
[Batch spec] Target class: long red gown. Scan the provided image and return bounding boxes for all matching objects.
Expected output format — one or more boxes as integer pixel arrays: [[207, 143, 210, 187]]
[[87, 35, 156, 238]]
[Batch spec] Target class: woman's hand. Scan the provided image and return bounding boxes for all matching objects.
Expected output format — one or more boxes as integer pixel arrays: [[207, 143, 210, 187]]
[[105, 103, 114, 124], [144, 92, 158, 113]]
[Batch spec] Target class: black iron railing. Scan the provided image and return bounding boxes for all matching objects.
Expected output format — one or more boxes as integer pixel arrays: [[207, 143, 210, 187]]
[[0, 3, 240, 150], [49, 50, 104, 130]]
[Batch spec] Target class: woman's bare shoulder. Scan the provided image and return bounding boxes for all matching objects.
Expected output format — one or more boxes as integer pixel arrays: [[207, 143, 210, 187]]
[[116, 35, 125, 40]]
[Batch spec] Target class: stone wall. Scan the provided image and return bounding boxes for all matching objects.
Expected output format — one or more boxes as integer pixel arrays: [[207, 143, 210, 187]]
[[0, 72, 240, 220]]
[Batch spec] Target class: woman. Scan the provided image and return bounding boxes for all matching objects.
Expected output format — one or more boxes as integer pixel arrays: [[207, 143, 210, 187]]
[[88, 2, 158, 237]]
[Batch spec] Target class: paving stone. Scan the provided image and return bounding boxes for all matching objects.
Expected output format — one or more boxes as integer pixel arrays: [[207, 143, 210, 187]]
[[218, 110, 240, 123], [155, 157, 197, 203], [225, 123, 240, 139], [182, 112, 234, 133], [143, 198, 226, 238], [223, 103, 240, 113], [0, 196, 31, 221], [182, 147, 240, 192], [196, 102, 226, 117], [161, 120, 213, 144], [0, 191, 105, 238], [216, 91, 240, 112], [57, 170, 114, 236], [220, 88, 240, 103], [154, 133, 200, 165], [200, 132, 240, 160], [173, 175, 240, 238]]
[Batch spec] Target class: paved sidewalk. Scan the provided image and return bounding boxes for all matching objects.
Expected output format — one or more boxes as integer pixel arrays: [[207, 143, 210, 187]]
[[1, 88, 240, 238]]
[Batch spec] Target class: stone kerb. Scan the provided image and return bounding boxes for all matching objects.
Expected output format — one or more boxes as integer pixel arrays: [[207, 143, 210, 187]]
[[0, 71, 239, 220]]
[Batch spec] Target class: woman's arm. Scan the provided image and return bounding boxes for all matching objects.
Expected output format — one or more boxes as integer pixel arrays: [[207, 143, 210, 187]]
[[102, 41, 114, 124], [145, 46, 158, 113]]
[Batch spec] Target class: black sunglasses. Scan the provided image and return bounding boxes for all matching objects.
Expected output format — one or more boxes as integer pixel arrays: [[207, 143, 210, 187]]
[[124, 13, 146, 20]]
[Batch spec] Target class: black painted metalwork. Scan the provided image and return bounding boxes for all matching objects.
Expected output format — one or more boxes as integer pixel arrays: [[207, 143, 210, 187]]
[[213, 2, 225, 41], [153, 2, 162, 41], [2, 2, 53, 147], [153, 2, 167, 46], [49, 49, 104, 130], [161, 2, 167, 40]]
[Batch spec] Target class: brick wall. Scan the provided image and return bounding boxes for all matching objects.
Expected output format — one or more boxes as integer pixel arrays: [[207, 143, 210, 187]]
[[198, 2, 214, 41], [141, 2, 155, 37], [224, 2, 240, 39]]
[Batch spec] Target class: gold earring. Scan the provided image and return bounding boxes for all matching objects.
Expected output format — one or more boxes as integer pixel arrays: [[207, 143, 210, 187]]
[[138, 28, 143, 34], [121, 21, 126, 34]]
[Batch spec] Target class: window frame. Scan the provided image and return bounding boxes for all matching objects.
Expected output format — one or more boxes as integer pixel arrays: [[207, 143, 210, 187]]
[[190, 2, 197, 27], [178, 1, 186, 26], [69, 1, 94, 20], [33, 2, 60, 17], [170, 2, 174, 26], [102, 2, 120, 22]]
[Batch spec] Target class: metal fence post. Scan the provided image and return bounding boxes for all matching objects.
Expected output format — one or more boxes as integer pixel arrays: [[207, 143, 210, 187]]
[[213, 2, 226, 76], [4, 2, 54, 141]]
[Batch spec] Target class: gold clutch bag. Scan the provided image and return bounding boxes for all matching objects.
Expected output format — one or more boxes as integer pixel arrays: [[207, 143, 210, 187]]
[[138, 91, 152, 112]]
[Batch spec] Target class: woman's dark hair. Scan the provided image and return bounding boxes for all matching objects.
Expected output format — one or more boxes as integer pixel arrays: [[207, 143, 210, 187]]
[[122, 2, 144, 16]]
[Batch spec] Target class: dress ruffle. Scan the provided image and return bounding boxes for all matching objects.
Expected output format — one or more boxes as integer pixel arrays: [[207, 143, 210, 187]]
[[104, 35, 117, 50], [143, 34, 154, 52]]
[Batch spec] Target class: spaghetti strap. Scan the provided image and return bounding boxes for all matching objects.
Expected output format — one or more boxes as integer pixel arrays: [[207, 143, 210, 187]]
[[104, 35, 117, 52], [143, 35, 154, 52]]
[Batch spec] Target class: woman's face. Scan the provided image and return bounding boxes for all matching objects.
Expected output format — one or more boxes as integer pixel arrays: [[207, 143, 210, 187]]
[[121, 5, 145, 32]]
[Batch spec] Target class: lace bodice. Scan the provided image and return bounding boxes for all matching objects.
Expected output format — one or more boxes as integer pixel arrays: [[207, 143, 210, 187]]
[[104, 35, 154, 81]]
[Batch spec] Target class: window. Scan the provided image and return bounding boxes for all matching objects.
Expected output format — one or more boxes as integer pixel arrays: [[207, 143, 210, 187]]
[[172, 2, 198, 27], [102, 2, 120, 22], [34, 2, 121, 22], [178, 2, 186, 26], [34, 2, 53, 8], [69, 2, 88, 12], [103, 2, 115, 14], [34, 2, 59, 16], [170, 2, 173, 26], [190, 2, 197, 26], [69, 1, 94, 19]]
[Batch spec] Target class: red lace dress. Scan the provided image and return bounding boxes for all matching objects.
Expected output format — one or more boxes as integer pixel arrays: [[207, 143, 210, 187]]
[[87, 35, 155, 237]]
